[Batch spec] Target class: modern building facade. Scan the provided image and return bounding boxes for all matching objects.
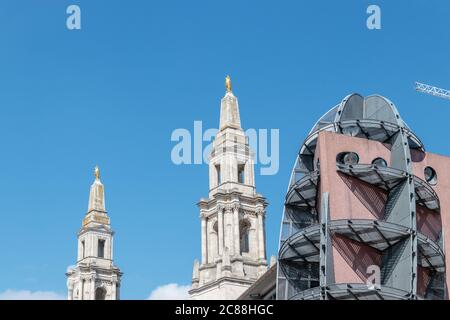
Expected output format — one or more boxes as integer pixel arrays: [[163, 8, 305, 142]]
[[277, 93, 448, 300], [66, 166, 122, 300], [189, 77, 269, 300]]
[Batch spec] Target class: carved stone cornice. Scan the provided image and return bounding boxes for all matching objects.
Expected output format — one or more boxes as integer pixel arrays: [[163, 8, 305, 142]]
[[242, 209, 257, 217], [197, 198, 209, 210], [255, 207, 265, 216], [216, 203, 225, 212], [224, 204, 234, 214], [96, 279, 111, 286]]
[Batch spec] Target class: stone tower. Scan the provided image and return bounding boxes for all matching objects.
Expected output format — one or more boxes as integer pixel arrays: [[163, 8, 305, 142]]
[[189, 76, 268, 300], [66, 166, 122, 300]]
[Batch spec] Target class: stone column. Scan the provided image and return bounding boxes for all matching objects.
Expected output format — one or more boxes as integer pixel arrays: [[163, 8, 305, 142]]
[[77, 240, 82, 261], [209, 161, 215, 190], [201, 216, 207, 264], [218, 206, 224, 256], [192, 260, 200, 289], [221, 247, 232, 277], [233, 204, 240, 256], [67, 282, 73, 300], [250, 228, 257, 257], [81, 279, 85, 300], [216, 260, 222, 280], [257, 210, 265, 261], [90, 277, 96, 300], [111, 281, 116, 300], [224, 206, 233, 255], [243, 161, 248, 185], [110, 236, 114, 260], [90, 234, 95, 257], [248, 158, 255, 187]]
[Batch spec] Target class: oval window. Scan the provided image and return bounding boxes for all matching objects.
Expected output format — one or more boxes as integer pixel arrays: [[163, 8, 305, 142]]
[[372, 158, 387, 167], [337, 152, 359, 165], [424, 167, 437, 185]]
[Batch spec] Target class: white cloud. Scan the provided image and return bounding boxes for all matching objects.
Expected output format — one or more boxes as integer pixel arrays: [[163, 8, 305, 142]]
[[147, 283, 190, 300], [0, 289, 65, 300]]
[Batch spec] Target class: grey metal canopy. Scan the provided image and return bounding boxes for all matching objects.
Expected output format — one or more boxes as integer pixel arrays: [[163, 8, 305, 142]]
[[298, 94, 425, 173], [337, 163, 441, 213], [329, 219, 411, 251], [290, 284, 412, 300]]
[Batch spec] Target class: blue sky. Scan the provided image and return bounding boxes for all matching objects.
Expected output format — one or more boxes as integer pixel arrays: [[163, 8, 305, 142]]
[[0, 0, 449, 299]]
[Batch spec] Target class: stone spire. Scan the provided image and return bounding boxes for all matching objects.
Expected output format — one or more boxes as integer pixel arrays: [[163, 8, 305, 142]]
[[84, 165, 109, 226], [219, 75, 241, 131], [66, 166, 122, 300], [88, 165, 106, 213]]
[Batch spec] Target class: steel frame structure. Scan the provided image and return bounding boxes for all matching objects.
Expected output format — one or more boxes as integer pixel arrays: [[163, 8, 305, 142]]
[[415, 82, 450, 100], [277, 93, 446, 300]]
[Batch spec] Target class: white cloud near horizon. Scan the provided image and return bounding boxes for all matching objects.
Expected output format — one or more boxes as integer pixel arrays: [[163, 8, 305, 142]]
[[147, 283, 190, 300], [0, 289, 65, 300]]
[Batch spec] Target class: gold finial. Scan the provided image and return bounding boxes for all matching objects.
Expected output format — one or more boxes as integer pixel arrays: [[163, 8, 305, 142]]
[[94, 165, 100, 180], [225, 75, 232, 92]]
